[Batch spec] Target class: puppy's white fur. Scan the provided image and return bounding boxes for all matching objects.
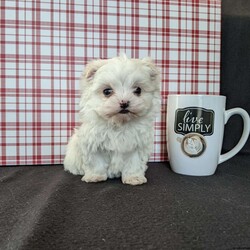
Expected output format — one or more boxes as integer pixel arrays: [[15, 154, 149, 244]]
[[64, 55, 160, 185]]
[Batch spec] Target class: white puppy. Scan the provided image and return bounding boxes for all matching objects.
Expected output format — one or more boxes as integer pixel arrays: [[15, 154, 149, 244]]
[[64, 55, 161, 185]]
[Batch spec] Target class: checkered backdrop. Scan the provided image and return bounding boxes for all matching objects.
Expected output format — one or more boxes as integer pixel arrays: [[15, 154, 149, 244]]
[[0, 0, 221, 165]]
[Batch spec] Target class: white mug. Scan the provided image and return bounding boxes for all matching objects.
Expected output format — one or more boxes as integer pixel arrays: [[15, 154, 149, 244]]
[[167, 95, 250, 176]]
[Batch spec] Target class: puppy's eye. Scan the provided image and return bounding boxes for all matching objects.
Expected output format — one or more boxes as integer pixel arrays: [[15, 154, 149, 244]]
[[103, 88, 113, 97], [134, 87, 141, 96]]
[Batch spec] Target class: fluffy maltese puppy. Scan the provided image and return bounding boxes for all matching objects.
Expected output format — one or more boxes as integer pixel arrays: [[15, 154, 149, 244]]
[[64, 55, 160, 185]]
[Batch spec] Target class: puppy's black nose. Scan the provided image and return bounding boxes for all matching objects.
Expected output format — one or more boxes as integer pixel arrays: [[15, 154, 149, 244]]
[[120, 102, 129, 109]]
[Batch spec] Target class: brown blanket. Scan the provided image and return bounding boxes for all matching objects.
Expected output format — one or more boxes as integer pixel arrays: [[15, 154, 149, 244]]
[[1, 156, 250, 249]]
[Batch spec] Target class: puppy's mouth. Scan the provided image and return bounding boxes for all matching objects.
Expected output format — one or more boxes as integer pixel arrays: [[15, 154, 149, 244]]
[[119, 109, 130, 114]]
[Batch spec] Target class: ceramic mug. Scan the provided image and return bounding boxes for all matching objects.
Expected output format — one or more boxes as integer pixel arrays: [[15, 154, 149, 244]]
[[167, 95, 250, 176]]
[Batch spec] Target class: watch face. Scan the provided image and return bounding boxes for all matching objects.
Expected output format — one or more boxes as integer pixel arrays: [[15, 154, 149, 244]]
[[181, 133, 206, 157]]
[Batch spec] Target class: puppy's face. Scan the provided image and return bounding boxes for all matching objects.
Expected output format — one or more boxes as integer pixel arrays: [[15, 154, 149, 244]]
[[81, 56, 160, 125]]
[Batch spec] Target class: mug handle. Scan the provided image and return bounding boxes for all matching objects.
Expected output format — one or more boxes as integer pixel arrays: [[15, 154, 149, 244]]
[[219, 108, 250, 164]]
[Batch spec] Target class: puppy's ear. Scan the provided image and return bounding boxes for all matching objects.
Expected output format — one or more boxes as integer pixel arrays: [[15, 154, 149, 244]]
[[83, 59, 108, 81], [142, 57, 160, 81]]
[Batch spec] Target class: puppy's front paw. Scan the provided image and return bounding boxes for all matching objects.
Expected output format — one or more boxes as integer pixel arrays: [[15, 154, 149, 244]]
[[65, 168, 85, 176], [81, 174, 107, 183], [122, 175, 147, 186]]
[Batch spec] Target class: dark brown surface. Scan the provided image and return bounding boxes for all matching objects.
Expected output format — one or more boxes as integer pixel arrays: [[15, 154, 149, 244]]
[[1, 155, 250, 249]]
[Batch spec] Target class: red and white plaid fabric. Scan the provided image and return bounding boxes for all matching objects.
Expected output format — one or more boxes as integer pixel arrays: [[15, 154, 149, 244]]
[[0, 0, 221, 165]]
